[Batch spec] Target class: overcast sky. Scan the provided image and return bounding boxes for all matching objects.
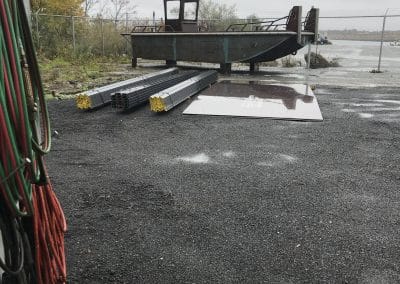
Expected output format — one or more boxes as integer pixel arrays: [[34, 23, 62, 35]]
[[101, 0, 400, 31]]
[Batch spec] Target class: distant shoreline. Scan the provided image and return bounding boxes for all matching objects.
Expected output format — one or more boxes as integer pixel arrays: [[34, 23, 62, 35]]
[[320, 30, 400, 42], [331, 39, 396, 42]]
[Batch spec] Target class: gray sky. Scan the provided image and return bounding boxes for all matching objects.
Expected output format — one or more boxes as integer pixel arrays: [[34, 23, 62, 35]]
[[100, 0, 400, 31]]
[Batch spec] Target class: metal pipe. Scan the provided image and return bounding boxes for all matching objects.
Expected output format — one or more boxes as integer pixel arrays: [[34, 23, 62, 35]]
[[35, 12, 39, 48], [305, 44, 312, 96], [71, 16, 76, 52], [377, 9, 389, 73], [101, 18, 105, 56], [125, 13, 129, 54], [297, 6, 302, 44], [306, 43, 311, 70], [31, 12, 400, 20]]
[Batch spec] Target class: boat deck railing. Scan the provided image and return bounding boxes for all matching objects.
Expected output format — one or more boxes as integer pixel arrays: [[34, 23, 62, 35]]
[[129, 7, 318, 37], [130, 18, 291, 34], [132, 25, 176, 33], [225, 16, 288, 32]]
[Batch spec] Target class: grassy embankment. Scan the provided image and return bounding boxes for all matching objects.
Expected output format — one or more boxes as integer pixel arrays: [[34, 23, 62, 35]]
[[38, 54, 136, 98]]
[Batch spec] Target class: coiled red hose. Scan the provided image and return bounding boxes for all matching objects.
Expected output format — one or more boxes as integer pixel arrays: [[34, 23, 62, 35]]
[[1, 0, 67, 283]]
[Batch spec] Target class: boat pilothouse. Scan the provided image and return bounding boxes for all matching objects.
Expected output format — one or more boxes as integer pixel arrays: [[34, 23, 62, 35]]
[[164, 0, 200, 32]]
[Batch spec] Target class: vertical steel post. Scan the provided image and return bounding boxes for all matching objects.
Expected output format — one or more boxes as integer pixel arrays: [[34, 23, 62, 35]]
[[101, 18, 105, 56], [35, 13, 39, 48], [377, 9, 389, 73], [297, 6, 303, 44], [72, 16, 76, 52], [23, 0, 31, 26], [305, 43, 312, 96], [125, 13, 129, 54], [153, 11, 156, 31], [306, 43, 312, 70], [314, 9, 320, 43]]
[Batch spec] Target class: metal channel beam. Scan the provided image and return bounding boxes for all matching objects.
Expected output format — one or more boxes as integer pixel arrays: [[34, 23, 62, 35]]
[[150, 70, 218, 112], [76, 68, 178, 110], [111, 70, 199, 111]]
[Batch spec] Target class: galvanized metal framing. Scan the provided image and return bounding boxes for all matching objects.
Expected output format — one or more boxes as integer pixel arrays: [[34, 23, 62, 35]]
[[111, 70, 199, 111], [76, 68, 178, 110], [150, 70, 218, 112]]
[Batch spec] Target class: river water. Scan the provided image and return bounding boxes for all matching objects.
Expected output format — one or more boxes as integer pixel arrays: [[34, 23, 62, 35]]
[[249, 40, 400, 88], [298, 40, 400, 72]]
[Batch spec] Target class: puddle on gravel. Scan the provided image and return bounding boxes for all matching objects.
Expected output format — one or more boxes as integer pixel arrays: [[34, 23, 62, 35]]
[[257, 153, 299, 167], [339, 99, 400, 120], [175, 153, 211, 164], [359, 113, 374, 118]]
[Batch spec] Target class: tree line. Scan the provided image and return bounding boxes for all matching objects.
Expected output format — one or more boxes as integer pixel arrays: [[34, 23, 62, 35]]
[[31, 0, 263, 58]]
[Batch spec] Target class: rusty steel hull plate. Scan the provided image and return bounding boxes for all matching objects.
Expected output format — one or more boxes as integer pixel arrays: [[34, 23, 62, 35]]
[[183, 81, 323, 121]]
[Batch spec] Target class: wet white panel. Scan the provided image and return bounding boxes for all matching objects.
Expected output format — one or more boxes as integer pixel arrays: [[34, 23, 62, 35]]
[[183, 82, 323, 121]]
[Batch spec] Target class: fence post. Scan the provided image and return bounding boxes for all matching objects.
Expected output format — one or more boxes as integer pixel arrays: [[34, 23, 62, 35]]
[[306, 43, 312, 69], [101, 18, 105, 56], [377, 9, 389, 73], [153, 11, 156, 31], [35, 13, 39, 48], [125, 13, 129, 54], [72, 16, 76, 52]]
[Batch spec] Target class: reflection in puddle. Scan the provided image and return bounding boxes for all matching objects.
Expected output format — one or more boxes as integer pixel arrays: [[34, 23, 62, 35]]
[[207, 81, 315, 110], [184, 81, 323, 121]]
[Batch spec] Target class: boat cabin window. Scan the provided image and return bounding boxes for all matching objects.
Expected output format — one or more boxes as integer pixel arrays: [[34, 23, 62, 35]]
[[184, 2, 197, 20], [166, 1, 180, 19]]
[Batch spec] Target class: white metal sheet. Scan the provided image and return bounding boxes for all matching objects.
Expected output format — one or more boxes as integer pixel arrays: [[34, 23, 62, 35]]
[[183, 81, 323, 121]]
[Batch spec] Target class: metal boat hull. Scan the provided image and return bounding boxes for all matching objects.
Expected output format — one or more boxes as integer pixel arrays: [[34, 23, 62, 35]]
[[130, 31, 315, 64]]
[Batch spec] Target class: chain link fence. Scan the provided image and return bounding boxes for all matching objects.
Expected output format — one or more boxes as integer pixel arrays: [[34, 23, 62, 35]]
[[32, 14, 163, 57], [31, 13, 400, 58]]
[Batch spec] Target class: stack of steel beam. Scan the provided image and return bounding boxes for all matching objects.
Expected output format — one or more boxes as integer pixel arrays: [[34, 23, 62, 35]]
[[150, 70, 218, 112], [111, 70, 199, 111], [76, 68, 178, 110]]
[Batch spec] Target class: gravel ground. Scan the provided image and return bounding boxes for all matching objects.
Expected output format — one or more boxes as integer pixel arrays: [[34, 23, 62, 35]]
[[46, 71, 400, 283]]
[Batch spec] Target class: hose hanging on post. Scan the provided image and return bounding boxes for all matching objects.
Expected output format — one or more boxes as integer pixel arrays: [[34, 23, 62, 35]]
[[1, 0, 66, 283]]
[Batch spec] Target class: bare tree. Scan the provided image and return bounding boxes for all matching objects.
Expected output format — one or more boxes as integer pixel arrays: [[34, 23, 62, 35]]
[[199, 0, 237, 31], [110, 0, 135, 22], [84, 0, 99, 16], [246, 14, 260, 23]]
